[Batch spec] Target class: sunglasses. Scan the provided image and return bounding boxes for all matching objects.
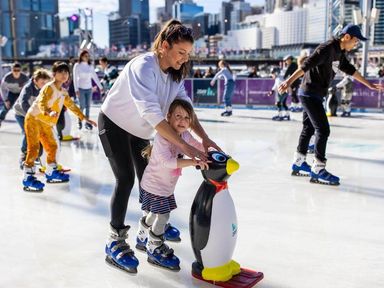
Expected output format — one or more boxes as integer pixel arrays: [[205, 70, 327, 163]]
[[13, 69, 21, 72]]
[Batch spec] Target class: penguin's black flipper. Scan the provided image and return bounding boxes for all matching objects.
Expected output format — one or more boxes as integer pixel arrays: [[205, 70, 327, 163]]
[[189, 181, 216, 265]]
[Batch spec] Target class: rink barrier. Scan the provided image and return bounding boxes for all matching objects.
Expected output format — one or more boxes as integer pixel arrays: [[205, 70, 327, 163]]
[[183, 78, 384, 109]]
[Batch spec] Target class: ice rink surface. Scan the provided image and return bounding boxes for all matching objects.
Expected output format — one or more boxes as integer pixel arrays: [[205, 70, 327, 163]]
[[0, 107, 383, 288]]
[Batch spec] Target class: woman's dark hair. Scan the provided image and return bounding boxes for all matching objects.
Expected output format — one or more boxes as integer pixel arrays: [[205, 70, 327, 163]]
[[152, 19, 194, 83], [52, 62, 70, 74], [78, 50, 91, 65], [141, 99, 195, 160]]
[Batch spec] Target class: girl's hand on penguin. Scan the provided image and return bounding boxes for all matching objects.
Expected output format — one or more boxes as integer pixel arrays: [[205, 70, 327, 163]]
[[194, 159, 209, 170]]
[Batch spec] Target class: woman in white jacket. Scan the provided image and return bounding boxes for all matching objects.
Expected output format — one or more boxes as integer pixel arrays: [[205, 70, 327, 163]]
[[73, 50, 103, 130], [99, 19, 220, 274]]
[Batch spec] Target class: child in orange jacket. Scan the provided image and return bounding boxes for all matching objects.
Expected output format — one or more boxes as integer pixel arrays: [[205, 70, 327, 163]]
[[22, 62, 96, 192]]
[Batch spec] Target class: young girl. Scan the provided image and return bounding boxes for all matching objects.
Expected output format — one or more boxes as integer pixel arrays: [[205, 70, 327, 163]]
[[135, 99, 208, 271], [22, 62, 97, 192], [73, 50, 103, 130], [210, 60, 235, 116]]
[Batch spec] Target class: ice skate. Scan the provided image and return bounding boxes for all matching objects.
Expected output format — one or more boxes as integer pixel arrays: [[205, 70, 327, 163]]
[[282, 114, 290, 121], [45, 165, 69, 183], [164, 223, 181, 242], [146, 230, 180, 271], [22, 166, 44, 192], [19, 153, 26, 170], [310, 158, 340, 185], [291, 152, 311, 176], [221, 106, 232, 117], [135, 217, 149, 252], [272, 115, 283, 121], [105, 225, 139, 274]]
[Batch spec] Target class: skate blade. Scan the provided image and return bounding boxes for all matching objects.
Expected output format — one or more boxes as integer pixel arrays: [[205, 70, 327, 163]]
[[291, 171, 310, 177], [105, 256, 138, 274], [310, 178, 340, 186], [46, 178, 69, 184], [165, 236, 181, 242], [23, 186, 44, 193], [147, 257, 180, 272]]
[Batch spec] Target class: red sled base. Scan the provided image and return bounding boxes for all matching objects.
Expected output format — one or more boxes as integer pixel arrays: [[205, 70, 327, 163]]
[[192, 268, 264, 288]]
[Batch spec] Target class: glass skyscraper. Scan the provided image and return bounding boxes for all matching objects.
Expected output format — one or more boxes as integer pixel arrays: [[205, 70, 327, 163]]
[[109, 0, 150, 48], [0, 0, 59, 58]]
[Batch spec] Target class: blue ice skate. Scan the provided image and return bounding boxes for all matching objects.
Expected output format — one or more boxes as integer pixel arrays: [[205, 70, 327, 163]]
[[310, 169, 340, 186], [23, 175, 45, 192], [105, 225, 139, 274], [164, 223, 181, 242], [291, 161, 311, 177], [46, 169, 69, 183], [147, 231, 180, 271]]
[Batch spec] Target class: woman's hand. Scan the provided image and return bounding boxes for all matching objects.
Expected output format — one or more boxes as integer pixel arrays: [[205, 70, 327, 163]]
[[210, 80, 215, 87], [202, 137, 222, 153], [181, 143, 208, 161]]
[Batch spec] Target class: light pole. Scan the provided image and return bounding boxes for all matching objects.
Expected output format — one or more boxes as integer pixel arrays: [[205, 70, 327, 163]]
[[354, 0, 380, 77], [361, 0, 372, 77]]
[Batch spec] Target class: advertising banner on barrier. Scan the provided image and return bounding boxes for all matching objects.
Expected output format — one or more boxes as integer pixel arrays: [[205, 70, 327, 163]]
[[351, 80, 381, 108], [184, 79, 192, 100], [192, 79, 218, 104], [219, 79, 247, 104], [183, 78, 383, 108], [247, 79, 275, 105]]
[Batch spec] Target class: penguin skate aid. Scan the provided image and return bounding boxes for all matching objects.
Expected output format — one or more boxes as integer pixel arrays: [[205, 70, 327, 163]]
[[22, 62, 97, 192], [190, 151, 264, 287]]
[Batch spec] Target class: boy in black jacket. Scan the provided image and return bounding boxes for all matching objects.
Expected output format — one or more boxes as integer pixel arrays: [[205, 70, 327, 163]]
[[279, 24, 383, 185]]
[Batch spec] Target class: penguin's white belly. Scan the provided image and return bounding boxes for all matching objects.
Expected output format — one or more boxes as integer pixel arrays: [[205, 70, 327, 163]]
[[200, 189, 238, 268]]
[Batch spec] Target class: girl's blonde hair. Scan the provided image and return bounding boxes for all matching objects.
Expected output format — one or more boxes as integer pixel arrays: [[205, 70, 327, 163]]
[[152, 19, 194, 83], [141, 99, 195, 160]]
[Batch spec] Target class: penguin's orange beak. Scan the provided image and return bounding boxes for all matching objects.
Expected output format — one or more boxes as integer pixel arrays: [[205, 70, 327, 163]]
[[226, 158, 239, 175]]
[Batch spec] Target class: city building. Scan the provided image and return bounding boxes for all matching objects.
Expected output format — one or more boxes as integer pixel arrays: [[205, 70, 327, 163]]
[[230, 0, 253, 30], [373, 0, 384, 45], [0, 0, 60, 58], [109, 0, 150, 49], [172, 0, 204, 24]]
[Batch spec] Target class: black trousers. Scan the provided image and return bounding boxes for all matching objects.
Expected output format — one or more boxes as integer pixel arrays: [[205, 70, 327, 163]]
[[297, 96, 330, 162], [98, 112, 149, 229], [290, 86, 299, 104]]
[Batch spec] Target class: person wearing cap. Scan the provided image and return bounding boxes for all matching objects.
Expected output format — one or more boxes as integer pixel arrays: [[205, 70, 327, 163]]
[[283, 55, 302, 112], [278, 24, 384, 186], [0, 62, 29, 127]]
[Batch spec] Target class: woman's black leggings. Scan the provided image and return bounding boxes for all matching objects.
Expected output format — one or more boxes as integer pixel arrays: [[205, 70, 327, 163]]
[[98, 112, 149, 229]]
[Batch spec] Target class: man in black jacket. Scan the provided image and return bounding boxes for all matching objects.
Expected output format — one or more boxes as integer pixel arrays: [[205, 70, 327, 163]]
[[279, 24, 383, 186]]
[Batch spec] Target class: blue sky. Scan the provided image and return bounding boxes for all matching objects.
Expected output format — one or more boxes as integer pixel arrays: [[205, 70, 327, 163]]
[[59, 0, 264, 47]]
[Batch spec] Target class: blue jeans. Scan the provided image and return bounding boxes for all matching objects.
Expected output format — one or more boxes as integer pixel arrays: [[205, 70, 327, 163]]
[[223, 80, 235, 107], [0, 92, 18, 121], [79, 88, 92, 118], [15, 114, 27, 153]]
